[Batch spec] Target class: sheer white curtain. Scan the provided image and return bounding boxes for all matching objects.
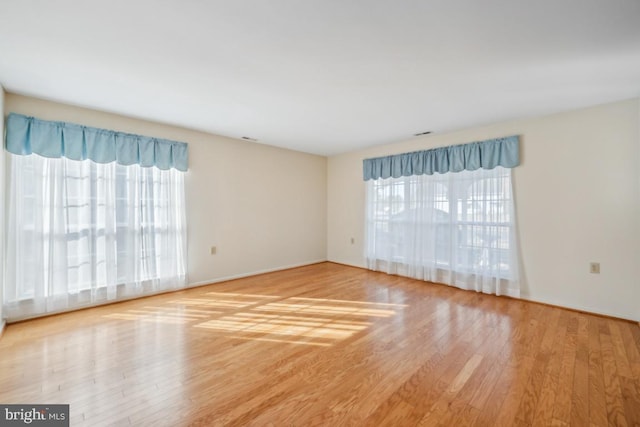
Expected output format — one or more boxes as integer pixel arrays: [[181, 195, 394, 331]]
[[365, 166, 519, 297], [4, 153, 187, 320]]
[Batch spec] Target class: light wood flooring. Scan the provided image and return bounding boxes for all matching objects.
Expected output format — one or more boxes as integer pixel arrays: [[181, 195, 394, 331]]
[[1, 262, 639, 426]]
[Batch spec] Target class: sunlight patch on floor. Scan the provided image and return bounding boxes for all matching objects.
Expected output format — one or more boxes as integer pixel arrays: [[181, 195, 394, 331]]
[[103, 291, 407, 345]]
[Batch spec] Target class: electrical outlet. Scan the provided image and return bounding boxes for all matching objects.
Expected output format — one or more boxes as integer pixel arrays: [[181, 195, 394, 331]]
[[210, 246, 217, 255], [589, 262, 600, 274]]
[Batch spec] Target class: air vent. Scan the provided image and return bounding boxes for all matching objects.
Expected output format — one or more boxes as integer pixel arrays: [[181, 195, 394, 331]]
[[241, 136, 258, 142], [413, 131, 432, 137]]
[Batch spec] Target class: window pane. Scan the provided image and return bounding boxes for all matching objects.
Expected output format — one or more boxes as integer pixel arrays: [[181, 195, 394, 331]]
[[4, 153, 187, 320], [365, 166, 519, 296]]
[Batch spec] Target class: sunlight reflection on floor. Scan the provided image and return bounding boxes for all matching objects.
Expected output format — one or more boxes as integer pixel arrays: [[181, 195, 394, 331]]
[[103, 292, 408, 346]]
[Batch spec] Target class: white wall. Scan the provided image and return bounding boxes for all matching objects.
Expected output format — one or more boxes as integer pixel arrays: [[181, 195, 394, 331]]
[[5, 93, 327, 287], [0, 88, 5, 331], [328, 98, 640, 321]]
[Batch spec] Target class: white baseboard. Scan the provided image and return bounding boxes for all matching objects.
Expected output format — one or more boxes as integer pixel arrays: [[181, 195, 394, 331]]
[[519, 292, 638, 322], [0, 320, 6, 338], [187, 259, 327, 288], [326, 259, 367, 269], [327, 260, 639, 322], [2, 260, 327, 324]]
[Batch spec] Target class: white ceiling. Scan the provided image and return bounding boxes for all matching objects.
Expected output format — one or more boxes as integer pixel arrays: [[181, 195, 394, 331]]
[[1, 1, 639, 156]]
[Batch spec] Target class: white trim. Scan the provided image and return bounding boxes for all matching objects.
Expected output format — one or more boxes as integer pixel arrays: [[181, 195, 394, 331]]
[[0, 320, 6, 337], [187, 259, 327, 288], [5, 284, 188, 324], [330, 260, 639, 322], [326, 259, 366, 269], [519, 292, 639, 322], [3, 260, 326, 324]]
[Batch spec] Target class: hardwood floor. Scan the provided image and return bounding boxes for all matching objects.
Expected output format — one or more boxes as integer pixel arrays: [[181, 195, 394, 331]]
[[1, 262, 639, 426]]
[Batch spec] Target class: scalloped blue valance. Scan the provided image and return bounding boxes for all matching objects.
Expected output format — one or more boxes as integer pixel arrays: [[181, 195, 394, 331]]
[[363, 135, 519, 181], [5, 113, 189, 171]]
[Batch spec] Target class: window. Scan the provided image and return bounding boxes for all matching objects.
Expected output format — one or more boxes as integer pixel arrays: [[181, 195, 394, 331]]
[[4, 154, 187, 320], [365, 166, 519, 297]]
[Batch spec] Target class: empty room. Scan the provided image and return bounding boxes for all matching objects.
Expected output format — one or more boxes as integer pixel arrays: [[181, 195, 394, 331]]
[[1, 1, 639, 426]]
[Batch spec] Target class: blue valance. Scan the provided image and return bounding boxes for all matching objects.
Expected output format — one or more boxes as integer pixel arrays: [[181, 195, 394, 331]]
[[363, 135, 519, 180], [5, 113, 189, 171]]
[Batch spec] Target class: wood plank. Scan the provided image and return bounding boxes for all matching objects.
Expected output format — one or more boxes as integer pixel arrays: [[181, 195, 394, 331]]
[[618, 323, 640, 380], [552, 313, 579, 424], [600, 330, 629, 427], [587, 317, 608, 427], [515, 306, 561, 425], [619, 376, 640, 426], [570, 314, 590, 426], [531, 310, 569, 426], [609, 321, 634, 379]]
